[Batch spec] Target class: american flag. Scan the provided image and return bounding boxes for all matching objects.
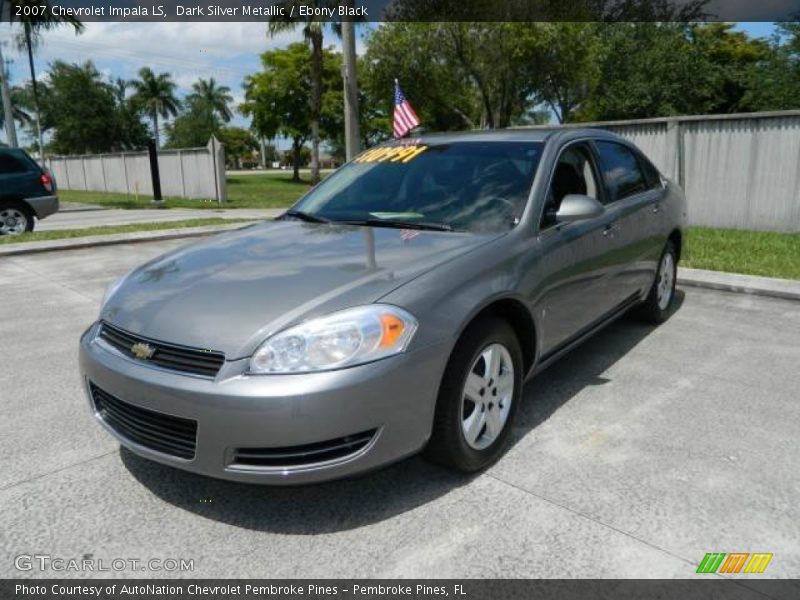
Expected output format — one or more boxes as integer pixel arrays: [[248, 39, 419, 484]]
[[394, 80, 420, 139]]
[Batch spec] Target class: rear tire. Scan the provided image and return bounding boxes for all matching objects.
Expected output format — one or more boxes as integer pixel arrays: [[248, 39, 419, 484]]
[[636, 240, 677, 324], [424, 316, 523, 472], [0, 202, 34, 235]]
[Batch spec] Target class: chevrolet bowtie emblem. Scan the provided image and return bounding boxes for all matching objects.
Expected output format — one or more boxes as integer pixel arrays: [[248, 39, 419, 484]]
[[131, 342, 155, 360]]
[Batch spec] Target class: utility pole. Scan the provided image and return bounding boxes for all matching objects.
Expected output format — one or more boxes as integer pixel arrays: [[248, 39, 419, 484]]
[[0, 42, 18, 147], [341, 13, 360, 161]]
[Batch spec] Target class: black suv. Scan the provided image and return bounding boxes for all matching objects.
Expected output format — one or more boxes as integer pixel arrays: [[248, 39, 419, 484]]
[[0, 147, 59, 235]]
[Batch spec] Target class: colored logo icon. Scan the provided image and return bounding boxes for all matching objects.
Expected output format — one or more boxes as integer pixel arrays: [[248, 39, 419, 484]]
[[696, 553, 773, 574]]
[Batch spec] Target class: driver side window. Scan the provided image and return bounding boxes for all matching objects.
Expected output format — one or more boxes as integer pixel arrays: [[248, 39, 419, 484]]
[[541, 144, 600, 229]]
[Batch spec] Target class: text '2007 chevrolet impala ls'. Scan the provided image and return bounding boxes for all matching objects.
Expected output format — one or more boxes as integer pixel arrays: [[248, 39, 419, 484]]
[[79, 129, 686, 484]]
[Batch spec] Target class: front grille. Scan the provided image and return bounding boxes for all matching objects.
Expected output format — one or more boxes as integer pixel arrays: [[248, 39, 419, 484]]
[[231, 429, 377, 468], [90, 383, 197, 460], [98, 322, 225, 378]]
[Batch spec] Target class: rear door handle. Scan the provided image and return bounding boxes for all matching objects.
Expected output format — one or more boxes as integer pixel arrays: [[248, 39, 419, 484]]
[[652, 201, 662, 214], [602, 223, 619, 237]]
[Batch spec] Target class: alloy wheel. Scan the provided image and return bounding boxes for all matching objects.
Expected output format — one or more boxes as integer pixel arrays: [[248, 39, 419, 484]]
[[657, 252, 675, 310], [461, 343, 515, 450]]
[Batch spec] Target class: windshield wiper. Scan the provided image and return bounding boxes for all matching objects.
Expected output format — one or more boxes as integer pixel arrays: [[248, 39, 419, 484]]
[[281, 209, 331, 224], [346, 219, 455, 232]]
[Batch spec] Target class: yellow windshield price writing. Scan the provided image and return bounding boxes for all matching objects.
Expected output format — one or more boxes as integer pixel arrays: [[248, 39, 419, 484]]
[[354, 145, 428, 164]]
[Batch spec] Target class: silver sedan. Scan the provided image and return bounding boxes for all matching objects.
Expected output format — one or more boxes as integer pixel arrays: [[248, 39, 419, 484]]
[[79, 128, 686, 484]]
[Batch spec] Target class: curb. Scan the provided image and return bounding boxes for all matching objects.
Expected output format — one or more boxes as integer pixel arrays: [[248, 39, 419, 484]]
[[678, 267, 800, 302], [56, 207, 109, 213], [56, 202, 109, 213], [0, 223, 252, 257]]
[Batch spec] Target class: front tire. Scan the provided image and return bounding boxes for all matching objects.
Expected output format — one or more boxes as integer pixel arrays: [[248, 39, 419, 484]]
[[636, 240, 677, 323], [425, 316, 523, 472]]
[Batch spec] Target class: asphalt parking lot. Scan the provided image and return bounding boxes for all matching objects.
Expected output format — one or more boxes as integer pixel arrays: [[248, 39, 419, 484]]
[[1, 238, 798, 579]]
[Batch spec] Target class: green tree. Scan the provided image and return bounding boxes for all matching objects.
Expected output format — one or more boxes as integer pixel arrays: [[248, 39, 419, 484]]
[[578, 23, 719, 120], [439, 23, 548, 128], [362, 23, 547, 130], [361, 23, 479, 133], [2, 80, 41, 150], [0, 83, 33, 132], [361, 21, 796, 127], [575, 23, 787, 121], [4, 0, 84, 157], [689, 23, 771, 113], [535, 23, 603, 123], [241, 43, 341, 181], [163, 97, 220, 149], [282, 145, 311, 168], [110, 77, 150, 151], [40, 61, 146, 154], [268, 1, 343, 184], [740, 23, 800, 111], [164, 76, 237, 149], [217, 126, 258, 168], [187, 77, 234, 123], [130, 67, 181, 148]]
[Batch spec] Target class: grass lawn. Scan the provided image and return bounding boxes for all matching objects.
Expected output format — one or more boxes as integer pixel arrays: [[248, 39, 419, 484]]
[[684, 227, 800, 280], [58, 171, 317, 210], [0, 218, 254, 245]]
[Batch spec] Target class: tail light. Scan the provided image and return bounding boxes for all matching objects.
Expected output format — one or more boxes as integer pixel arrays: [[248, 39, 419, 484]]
[[40, 172, 53, 193]]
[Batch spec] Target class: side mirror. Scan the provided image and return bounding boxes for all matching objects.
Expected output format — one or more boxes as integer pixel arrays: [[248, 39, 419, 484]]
[[556, 194, 605, 223]]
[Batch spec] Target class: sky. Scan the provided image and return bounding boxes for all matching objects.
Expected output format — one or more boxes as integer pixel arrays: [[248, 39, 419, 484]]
[[1, 22, 372, 147], [0, 22, 780, 148]]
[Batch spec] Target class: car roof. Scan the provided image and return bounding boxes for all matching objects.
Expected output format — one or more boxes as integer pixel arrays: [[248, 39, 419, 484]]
[[389, 127, 621, 146], [0, 146, 26, 156]]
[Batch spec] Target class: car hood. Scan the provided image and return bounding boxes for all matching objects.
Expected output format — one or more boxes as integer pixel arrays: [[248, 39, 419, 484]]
[[101, 220, 501, 359]]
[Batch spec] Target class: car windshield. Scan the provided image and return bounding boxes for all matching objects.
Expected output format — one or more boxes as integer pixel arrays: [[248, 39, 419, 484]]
[[291, 141, 544, 232]]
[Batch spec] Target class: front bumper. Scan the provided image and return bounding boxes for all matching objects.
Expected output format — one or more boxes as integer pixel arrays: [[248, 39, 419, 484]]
[[25, 195, 59, 219], [78, 323, 449, 484]]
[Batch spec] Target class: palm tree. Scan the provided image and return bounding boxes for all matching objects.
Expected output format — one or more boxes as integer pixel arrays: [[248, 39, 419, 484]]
[[268, 2, 335, 185], [187, 77, 234, 123], [130, 67, 181, 148], [4, 0, 84, 158], [112, 77, 130, 104], [0, 84, 33, 140]]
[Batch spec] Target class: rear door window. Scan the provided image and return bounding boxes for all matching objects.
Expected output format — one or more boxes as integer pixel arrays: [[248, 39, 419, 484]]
[[594, 141, 648, 202], [638, 154, 663, 188], [0, 154, 29, 175]]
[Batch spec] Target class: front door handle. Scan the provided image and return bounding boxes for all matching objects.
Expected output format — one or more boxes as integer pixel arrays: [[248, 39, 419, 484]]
[[652, 201, 662, 214]]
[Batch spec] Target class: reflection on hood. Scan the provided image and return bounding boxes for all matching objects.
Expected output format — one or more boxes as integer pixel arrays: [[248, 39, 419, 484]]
[[102, 220, 502, 358]]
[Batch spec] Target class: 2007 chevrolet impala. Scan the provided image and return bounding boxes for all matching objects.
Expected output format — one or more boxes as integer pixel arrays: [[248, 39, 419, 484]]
[[79, 129, 686, 484]]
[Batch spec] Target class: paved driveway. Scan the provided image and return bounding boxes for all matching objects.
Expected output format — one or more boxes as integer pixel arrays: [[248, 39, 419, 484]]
[[1, 238, 798, 578]]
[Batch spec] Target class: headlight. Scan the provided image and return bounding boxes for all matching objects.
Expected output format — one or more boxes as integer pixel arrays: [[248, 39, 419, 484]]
[[249, 305, 418, 374], [100, 275, 126, 312]]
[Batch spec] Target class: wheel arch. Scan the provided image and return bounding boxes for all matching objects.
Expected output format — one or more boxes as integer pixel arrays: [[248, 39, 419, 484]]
[[668, 228, 682, 262], [0, 197, 33, 215], [457, 296, 538, 377]]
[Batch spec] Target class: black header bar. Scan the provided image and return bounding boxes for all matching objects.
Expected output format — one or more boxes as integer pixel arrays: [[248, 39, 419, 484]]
[[1, 0, 798, 23]]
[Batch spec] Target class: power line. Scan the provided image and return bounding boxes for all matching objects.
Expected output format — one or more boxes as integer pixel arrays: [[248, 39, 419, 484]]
[[47, 37, 258, 80]]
